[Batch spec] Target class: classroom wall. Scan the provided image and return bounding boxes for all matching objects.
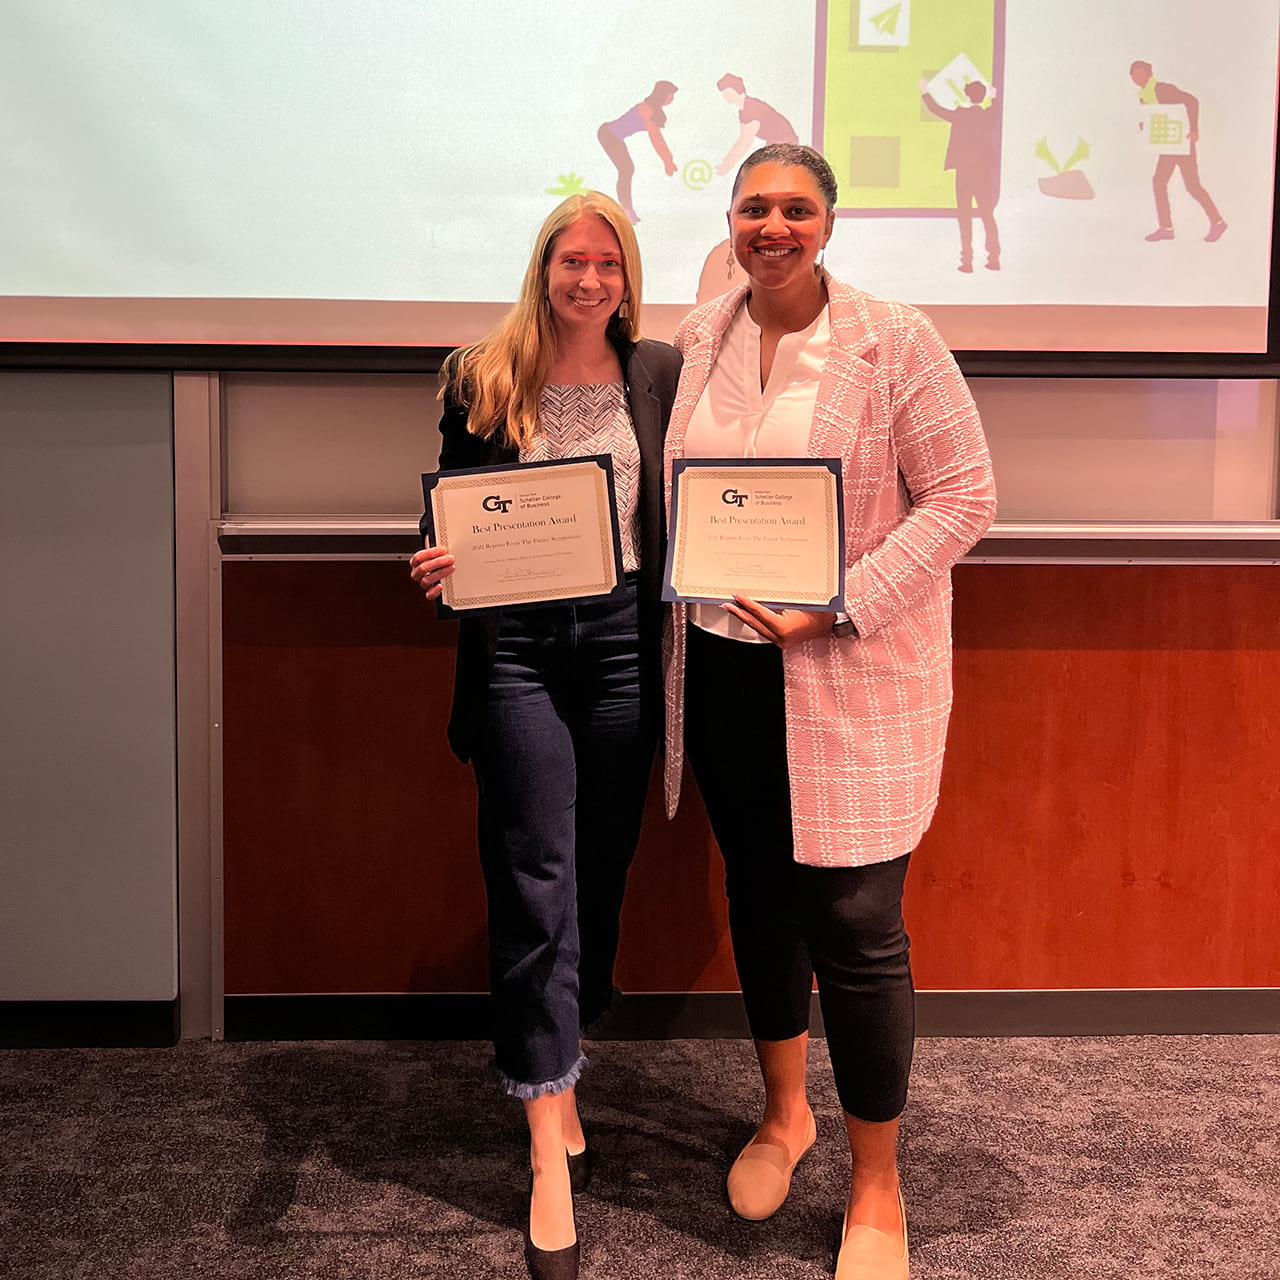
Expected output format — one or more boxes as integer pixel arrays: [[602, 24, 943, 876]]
[[0, 372, 178, 1001], [220, 560, 1280, 996], [2, 366, 1276, 1019]]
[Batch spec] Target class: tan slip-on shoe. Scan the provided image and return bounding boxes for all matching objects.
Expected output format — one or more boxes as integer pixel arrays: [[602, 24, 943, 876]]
[[834, 1189, 909, 1280], [726, 1109, 817, 1221]]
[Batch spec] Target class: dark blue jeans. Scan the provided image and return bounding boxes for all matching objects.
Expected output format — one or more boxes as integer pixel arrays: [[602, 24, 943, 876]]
[[472, 579, 656, 1097]]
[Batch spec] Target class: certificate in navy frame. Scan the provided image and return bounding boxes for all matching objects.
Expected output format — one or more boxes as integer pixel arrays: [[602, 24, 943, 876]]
[[421, 454, 625, 616], [663, 456, 846, 612]]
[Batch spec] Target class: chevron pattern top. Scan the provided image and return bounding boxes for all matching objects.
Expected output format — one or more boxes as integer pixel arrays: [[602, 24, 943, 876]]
[[522, 382, 640, 572]]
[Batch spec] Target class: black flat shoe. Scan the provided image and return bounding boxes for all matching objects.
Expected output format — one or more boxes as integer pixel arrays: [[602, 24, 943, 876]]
[[524, 1234, 580, 1280], [567, 1145, 593, 1193]]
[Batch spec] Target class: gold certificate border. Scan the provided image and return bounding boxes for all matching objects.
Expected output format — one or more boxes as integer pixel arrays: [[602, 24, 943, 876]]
[[672, 466, 839, 605], [432, 460, 618, 610]]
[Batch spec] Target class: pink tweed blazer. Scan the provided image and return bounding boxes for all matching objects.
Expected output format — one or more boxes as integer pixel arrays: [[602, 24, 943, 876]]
[[662, 278, 996, 867]]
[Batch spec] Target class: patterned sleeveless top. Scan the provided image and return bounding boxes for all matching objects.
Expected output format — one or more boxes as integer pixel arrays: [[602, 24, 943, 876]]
[[520, 383, 640, 572]]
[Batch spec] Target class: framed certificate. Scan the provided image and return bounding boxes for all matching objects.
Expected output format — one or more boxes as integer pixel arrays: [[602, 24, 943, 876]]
[[663, 458, 845, 611], [422, 456, 624, 614]]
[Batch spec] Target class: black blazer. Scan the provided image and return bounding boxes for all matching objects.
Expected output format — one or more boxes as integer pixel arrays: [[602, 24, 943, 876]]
[[421, 337, 682, 762]]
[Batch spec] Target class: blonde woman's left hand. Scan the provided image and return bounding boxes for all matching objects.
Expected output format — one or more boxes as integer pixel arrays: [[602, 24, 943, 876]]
[[722, 596, 837, 649]]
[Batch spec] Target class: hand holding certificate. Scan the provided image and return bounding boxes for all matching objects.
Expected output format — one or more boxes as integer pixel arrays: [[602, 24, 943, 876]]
[[422, 456, 624, 614], [663, 459, 845, 611]]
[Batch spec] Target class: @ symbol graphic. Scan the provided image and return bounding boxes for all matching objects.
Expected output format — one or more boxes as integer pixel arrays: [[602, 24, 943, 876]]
[[682, 159, 713, 191]]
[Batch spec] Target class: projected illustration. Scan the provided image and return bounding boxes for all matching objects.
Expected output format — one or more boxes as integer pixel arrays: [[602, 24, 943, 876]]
[[817, 0, 1004, 215], [863, 2, 910, 45], [714, 75, 799, 176], [1129, 60, 1228, 243], [0, 0, 1276, 354], [596, 82, 679, 224], [1036, 138, 1094, 200], [919, 78, 1001, 271], [546, 172, 590, 197]]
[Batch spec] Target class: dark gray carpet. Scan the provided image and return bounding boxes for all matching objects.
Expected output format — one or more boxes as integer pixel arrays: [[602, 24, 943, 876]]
[[2, 1036, 1277, 1278]]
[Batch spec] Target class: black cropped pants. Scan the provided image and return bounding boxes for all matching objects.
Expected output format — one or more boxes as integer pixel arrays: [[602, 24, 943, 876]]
[[684, 623, 915, 1123]]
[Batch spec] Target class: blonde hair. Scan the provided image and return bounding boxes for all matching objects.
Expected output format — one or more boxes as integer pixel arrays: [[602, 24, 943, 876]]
[[439, 192, 643, 450]]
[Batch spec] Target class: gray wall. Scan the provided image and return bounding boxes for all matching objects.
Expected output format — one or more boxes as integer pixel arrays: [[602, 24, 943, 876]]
[[1, 372, 177, 1000]]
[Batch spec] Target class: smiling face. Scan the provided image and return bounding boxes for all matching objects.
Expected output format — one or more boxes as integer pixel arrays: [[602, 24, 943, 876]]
[[729, 162, 835, 295], [544, 214, 626, 339]]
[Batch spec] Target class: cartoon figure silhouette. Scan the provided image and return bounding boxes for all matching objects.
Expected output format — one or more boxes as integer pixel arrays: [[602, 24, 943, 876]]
[[1129, 60, 1227, 243], [714, 75, 799, 176], [920, 78, 1002, 272], [597, 81, 678, 224]]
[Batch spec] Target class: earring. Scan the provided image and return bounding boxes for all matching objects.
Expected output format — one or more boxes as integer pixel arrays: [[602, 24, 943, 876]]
[[618, 297, 630, 319], [725, 245, 736, 279]]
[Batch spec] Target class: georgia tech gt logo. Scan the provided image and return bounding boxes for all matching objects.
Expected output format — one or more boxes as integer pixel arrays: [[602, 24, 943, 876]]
[[720, 488, 749, 507], [482, 494, 513, 513]]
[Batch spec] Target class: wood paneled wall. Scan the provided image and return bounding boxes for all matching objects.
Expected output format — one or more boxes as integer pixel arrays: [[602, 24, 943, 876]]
[[222, 563, 1280, 995]]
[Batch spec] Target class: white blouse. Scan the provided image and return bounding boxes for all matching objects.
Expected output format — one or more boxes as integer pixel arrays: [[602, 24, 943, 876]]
[[683, 302, 830, 641]]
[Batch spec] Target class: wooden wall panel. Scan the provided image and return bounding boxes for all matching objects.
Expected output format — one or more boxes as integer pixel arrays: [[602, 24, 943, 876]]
[[222, 563, 485, 994], [222, 562, 1280, 995], [910, 565, 1280, 989], [221, 561, 740, 995]]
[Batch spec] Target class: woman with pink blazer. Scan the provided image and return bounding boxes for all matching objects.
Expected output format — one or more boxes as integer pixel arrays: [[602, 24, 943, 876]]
[[663, 145, 995, 1280]]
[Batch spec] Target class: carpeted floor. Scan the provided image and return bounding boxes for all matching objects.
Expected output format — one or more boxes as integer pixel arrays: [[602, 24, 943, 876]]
[[2, 1035, 1277, 1279]]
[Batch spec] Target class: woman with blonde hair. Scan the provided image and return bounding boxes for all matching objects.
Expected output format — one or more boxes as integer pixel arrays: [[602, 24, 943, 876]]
[[410, 192, 679, 1280]]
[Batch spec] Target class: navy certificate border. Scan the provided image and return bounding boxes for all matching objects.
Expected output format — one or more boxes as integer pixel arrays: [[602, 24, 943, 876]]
[[662, 457, 846, 612], [421, 454, 625, 617]]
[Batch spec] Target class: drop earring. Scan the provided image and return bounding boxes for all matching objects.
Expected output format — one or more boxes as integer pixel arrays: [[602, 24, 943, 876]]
[[725, 245, 737, 279]]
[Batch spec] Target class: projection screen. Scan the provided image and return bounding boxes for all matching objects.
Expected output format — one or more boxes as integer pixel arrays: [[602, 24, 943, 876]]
[[0, 0, 1276, 353]]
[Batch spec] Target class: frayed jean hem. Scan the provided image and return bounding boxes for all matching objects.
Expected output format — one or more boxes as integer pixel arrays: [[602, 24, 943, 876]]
[[491, 1051, 587, 1100]]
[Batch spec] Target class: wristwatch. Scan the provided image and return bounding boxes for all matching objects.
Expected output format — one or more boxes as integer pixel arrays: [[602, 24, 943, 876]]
[[831, 614, 858, 639]]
